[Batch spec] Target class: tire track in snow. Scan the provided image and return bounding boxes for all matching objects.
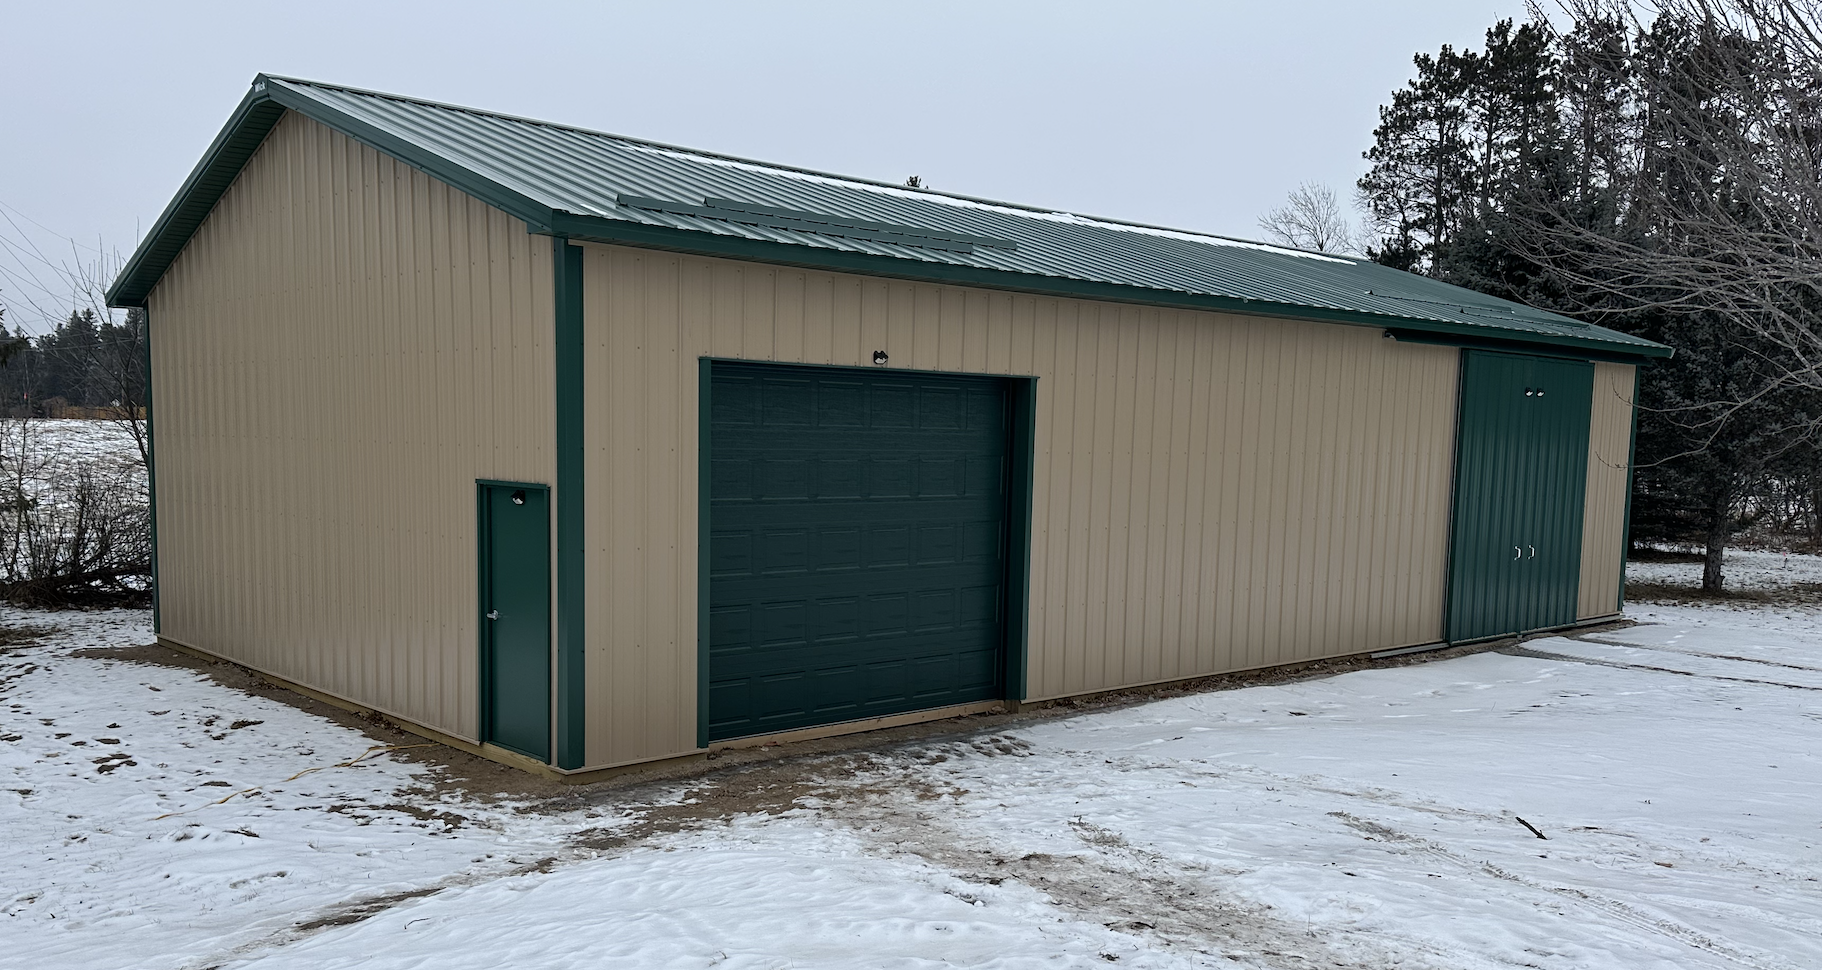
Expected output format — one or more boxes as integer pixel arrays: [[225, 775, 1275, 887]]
[[957, 740, 1818, 970], [1503, 645, 1822, 692], [1570, 634, 1822, 674], [1172, 757, 1822, 938], [1325, 812, 1804, 970], [841, 739, 1473, 970], [175, 853, 579, 970]]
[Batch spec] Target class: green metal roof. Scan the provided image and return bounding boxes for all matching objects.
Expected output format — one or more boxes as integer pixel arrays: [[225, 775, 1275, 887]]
[[108, 75, 1671, 361]]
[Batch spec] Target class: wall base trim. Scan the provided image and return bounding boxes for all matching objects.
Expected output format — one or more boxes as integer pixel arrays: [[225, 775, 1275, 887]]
[[1447, 613, 1629, 647], [708, 700, 1009, 751], [150, 637, 710, 783]]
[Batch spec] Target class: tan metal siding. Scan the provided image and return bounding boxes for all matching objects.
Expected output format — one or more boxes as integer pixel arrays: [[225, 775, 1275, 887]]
[[1578, 362, 1637, 619], [581, 243, 1459, 766], [147, 111, 555, 741]]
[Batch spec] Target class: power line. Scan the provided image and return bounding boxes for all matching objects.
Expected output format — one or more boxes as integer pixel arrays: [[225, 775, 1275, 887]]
[[0, 199, 113, 259]]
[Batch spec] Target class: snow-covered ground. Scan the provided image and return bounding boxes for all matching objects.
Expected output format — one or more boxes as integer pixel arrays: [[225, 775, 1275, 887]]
[[1, 417, 143, 472], [4, 585, 1820, 968], [1627, 546, 1822, 600]]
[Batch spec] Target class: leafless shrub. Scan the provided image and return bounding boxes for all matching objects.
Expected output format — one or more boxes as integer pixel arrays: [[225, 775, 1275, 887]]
[[0, 416, 149, 607]]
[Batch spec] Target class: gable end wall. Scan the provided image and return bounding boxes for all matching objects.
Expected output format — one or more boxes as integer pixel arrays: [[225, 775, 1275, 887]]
[[146, 111, 556, 742]]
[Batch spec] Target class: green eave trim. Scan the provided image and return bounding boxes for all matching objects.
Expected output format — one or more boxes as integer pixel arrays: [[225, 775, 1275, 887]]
[[546, 212, 1672, 363], [108, 76, 560, 308], [1384, 327, 1671, 365]]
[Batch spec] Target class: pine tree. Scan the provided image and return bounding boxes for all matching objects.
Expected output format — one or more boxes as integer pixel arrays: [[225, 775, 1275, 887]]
[[1361, 7, 1822, 589], [1358, 43, 1476, 270]]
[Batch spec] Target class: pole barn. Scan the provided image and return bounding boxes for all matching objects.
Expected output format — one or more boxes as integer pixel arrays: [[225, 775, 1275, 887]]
[[107, 76, 1672, 778]]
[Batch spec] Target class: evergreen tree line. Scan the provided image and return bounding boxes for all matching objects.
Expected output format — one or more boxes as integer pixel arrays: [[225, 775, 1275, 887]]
[[1354, 3, 1822, 591], [0, 307, 146, 418]]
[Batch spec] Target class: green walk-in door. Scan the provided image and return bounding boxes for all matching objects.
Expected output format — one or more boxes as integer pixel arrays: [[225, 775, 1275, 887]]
[[1447, 351, 1594, 643], [479, 482, 552, 761]]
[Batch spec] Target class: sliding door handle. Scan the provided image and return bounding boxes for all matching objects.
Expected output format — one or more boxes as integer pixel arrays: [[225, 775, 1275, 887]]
[[1529, 545, 1536, 559], [1514, 546, 1522, 560]]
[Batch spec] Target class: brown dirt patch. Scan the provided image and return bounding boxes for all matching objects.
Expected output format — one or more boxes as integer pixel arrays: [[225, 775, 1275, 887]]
[[1626, 546, 1708, 563], [1626, 580, 1822, 607], [0, 623, 59, 650], [68, 624, 1611, 815], [67, 641, 574, 804]]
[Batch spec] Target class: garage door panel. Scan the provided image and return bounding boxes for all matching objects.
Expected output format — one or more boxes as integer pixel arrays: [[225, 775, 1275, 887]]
[[708, 358, 1012, 741], [708, 530, 753, 576], [720, 499, 1004, 526], [712, 378, 759, 424], [707, 562, 1008, 600], [710, 459, 754, 500]]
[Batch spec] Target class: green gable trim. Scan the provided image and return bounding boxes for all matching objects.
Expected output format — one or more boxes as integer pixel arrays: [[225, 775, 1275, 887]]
[[553, 239, 586, 770], [107, 77, 561, 308], [106, 89, 286, 308]]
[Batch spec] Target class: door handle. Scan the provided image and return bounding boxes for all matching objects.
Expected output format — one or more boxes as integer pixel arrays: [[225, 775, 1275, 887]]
[[1529, 545, 1536, 559], [486, 610, 500, 620], [1514, 546, 1522, 560]]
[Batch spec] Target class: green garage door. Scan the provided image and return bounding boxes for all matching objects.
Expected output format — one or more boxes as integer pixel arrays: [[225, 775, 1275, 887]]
[[707, 362, 1011, 741], [1447, 351, 1594, 642]]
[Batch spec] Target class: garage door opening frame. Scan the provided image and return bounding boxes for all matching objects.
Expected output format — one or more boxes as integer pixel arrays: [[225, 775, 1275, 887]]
[[694, 357, 1037, 749]]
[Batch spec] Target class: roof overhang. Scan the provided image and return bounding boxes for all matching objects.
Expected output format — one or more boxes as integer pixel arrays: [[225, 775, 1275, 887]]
[[108, 76, 1672, 364], [543, 211, 1672, 361]]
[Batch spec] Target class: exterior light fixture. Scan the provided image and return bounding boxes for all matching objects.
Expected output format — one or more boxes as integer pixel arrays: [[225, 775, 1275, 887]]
[[510, 490, 526, 505], [872, 350, 889, 365]]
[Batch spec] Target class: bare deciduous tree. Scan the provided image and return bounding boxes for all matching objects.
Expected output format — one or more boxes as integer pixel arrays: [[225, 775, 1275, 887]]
[[0, 416, 149, 606], [1257, 182, 1361, 254], [67, 254, 148, 471], [1517, 0, 1822, 413]]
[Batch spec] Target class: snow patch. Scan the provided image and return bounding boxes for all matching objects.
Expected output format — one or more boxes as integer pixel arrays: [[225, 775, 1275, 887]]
[[617, 141, 1357, 264]]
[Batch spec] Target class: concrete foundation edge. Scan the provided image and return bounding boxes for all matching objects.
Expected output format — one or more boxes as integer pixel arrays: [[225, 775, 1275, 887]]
[[152, 636, 706, 784]]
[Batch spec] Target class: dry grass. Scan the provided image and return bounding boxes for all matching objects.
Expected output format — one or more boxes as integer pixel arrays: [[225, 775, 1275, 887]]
[[0, 623, 58, 649]]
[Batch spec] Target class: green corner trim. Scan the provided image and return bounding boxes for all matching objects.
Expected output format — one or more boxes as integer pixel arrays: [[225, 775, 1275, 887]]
[[696, 357, 714, 750], [553, 239, 586, 769]]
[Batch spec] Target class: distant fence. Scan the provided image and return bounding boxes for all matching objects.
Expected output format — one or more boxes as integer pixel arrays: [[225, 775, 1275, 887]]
[[0, 402, 144, 420]]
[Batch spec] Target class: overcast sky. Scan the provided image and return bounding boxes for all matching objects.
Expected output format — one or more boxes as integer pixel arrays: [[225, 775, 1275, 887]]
[[0, 0, 1527, 334]]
